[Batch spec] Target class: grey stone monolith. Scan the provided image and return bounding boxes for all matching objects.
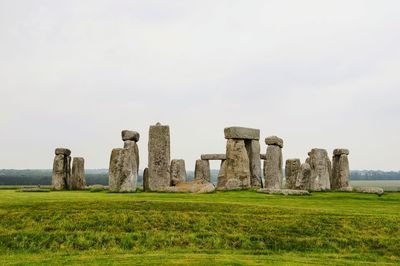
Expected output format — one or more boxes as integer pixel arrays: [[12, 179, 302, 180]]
[[52, 148, 71, 190], [170, 159, 187, 186], [295, 163, 312, 190], [264, 137, 283, 189], [124, 140, 139, 174], [194, 159, 210, 182], [108, 148, 137, 192], [307, 148, 332, 191], [70, 157, 85, 190], [143, 168, 149, 192], [218, 139, 251, 190], [148, 123, 171, 191], [331, 149, 350, 190], [285, 159, 301, 189], [246, 140, 261, 188]]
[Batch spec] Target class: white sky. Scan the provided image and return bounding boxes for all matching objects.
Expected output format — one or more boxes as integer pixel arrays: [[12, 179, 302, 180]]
[[0, 0, 399, 170]]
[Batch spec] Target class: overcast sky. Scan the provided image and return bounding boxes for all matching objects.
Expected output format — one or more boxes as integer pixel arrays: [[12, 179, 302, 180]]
[[0, 1, 399, 170]]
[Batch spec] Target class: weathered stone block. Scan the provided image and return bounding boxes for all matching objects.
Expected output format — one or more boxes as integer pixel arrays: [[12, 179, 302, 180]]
[[55, 148, 71, 156], [108, 148, 137, 192], [194, 159, 210, 182], [333, 149, 349, 156], [70, 157, 85, 190], [307, 148, 332, 191], [170, 159, 187, 186], [264, 145, 282, 189], [246, 140, 261, 188], [148, 123, 171, 191], [295, 163, 312, 190], [121, 130, 140, 142], [52, 154, 71, 190], [124, 140, 139, 174], [331, 150, 350, 189], [224, 127, 260, 140], [265, 136, 284, 148], [285, 159, 301, 189]]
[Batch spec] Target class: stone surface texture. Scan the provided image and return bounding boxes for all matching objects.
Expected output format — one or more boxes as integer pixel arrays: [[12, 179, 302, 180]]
[[148, 123, 171, 191], [124, 140, 139, 174], [224, 127, 260, 140], [246, 140, 261, 188], [108, 148, 137, 192], [307, 149, 332, 191], [143, 168, 149, 192], [162, 180, 215, 194], [354, 186, 384, 196], [55, 148, 71, 156], [70, 157, 85, 190], [331, 149, 350, 190], [285, 159, 301, 189], [257, 188, 310, 196], [170, 159, 187, 186]]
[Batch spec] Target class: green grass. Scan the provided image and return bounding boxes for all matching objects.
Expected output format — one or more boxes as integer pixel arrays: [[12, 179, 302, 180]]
[[0, 190, 399, 265]]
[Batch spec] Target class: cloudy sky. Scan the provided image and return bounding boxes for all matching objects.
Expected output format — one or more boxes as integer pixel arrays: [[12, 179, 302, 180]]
[[0, 0, 399, 170]]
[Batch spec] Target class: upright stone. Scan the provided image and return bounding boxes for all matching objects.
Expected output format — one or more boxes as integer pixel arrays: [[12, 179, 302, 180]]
[[148, 123, 171, 191], [264, 136, 283, 189], [217, 159, 227, 188], [218, 139, 251, 190], [194, 159, 210, 182], [170, 159, 187, 185], [108, 148, 137, 192], [246, 140, 261, 188], [331, 149, 350, 189], [143, 168, 149, 192], [70, 157, 86, 190], [285, 159, 301, 189], [52, 148, 71, 190], [307, 148, 332, 191], [295, 163, 312, 190], [124, 140, 139, 174]]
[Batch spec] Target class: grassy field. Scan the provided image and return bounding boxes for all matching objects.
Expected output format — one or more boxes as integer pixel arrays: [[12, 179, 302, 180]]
[[0, 190, 399, 265]]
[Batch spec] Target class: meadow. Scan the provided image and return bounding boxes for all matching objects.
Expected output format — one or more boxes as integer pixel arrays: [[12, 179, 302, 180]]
[[0, 189, 399, 265]]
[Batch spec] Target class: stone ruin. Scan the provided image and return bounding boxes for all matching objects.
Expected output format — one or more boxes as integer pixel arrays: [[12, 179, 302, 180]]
[[306, 148, 332, 191], [285, 159, 300, 190], [52, 148, 85, 190], [216, 127, 261, 190], [108, 130, 139, 192]]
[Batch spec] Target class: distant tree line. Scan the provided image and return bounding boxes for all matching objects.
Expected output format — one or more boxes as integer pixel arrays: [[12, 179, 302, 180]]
[[0, 169, 399, 186]]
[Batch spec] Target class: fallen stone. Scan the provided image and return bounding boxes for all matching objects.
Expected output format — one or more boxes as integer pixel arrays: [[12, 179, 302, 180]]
[[108, 148, 137, 192], [201, 154, 226, 160], [170, 159, 187, 186], [354, 187, 384, 196], [257, 188, 310, 196], [121, 130, 140, 142], [194, 159, 210, 182], [70, 157, 86, 190], [265, 136, 284, 148], [285, 159, 301, 190], [337, 186, 353, 192], [224, 127, 260, 140], [162, 180, 215, 194], [148, 123, 171, 191], [55, 148, 71, 156]]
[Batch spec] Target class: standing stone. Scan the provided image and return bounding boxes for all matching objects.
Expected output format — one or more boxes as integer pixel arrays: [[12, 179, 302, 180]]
[[331, 149, 350, 189], [285, 159, 301, 189], [70, 157, 86, 190], [194, 159, 210, 182], [143, 168, 149, 192], [307, 148, 332, 191], [295, 163, 312, 190], [218, 139, 251, 190], [52, 148, 71, 190], [148, 123, 171, 191], [124, 140, 139, 174], [217, 160, 227, 188], [264, 137, 283, 190], [246, 140, 262, 188], [170, 159, 187, 186], [108, 148, 137, 192]]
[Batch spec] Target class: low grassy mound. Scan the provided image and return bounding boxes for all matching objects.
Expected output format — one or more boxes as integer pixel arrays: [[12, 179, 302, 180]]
[[0, 190, 399, 265]]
